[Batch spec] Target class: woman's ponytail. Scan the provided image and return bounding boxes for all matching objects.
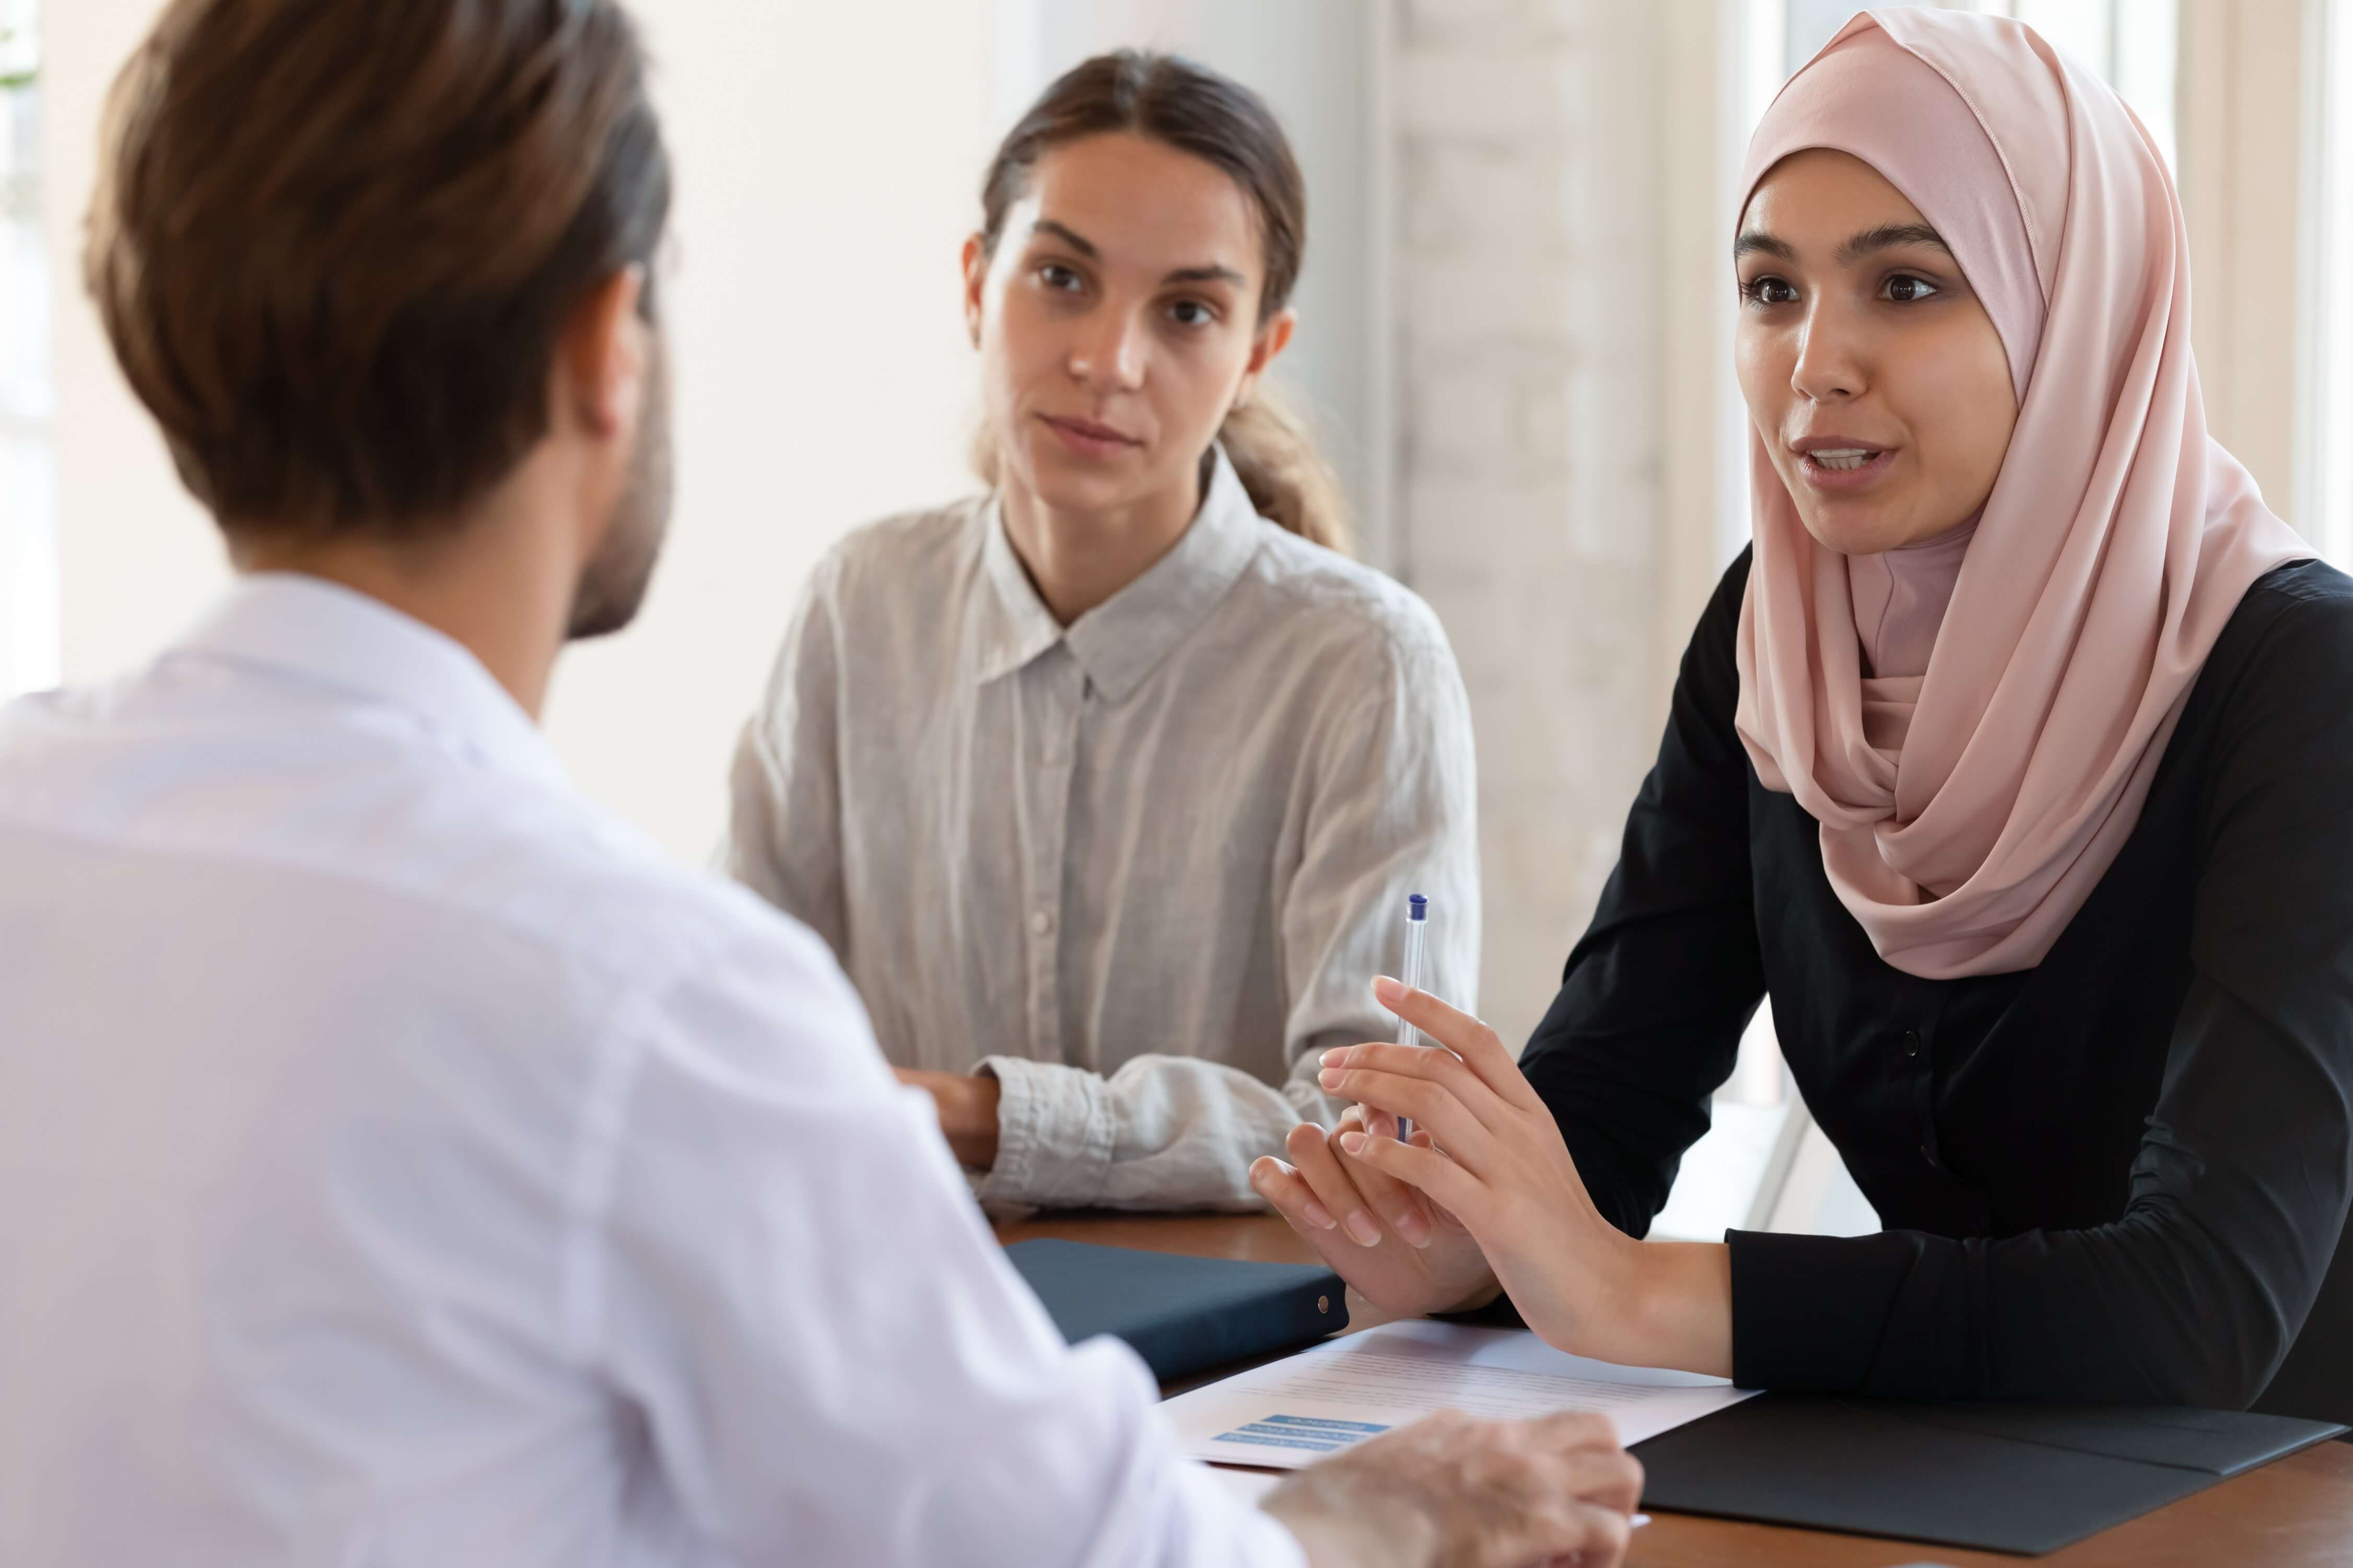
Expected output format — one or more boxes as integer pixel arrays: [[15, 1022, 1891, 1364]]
[[1218, 387, 1351, 554]]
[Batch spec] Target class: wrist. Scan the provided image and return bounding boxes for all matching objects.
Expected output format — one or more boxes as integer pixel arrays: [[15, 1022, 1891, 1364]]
[[1261, 1473, 1429, 1568], [947, 1070, 1003, 1171], [1620, 1239, 1734, 1378], [1442, 1268, 1504, 1315]]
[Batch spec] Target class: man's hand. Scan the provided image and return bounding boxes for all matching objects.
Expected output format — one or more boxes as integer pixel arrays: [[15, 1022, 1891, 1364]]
[[1261, 1410, 1643, 1568], [893, 1068, 1002, 1171]]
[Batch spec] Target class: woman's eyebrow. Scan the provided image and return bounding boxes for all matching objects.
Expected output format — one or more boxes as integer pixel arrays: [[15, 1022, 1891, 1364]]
[[1837, 222, 1952, 264], [1031, 218, 1098, 256], [1029, 218, 1242, 288], [1734, 230, 1795, 262]]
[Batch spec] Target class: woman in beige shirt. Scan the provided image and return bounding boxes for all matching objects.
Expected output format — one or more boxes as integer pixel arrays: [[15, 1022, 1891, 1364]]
[[728, 51, 1477, 1211]]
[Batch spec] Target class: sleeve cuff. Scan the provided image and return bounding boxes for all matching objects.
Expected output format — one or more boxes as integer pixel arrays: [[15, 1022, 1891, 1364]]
[[1727, 1228, 1919, 1392], [971, 1056, 1116, 1208]]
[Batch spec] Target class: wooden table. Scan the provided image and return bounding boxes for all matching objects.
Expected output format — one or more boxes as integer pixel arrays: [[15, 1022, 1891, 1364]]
[[997, 1210, 2353, 1566]]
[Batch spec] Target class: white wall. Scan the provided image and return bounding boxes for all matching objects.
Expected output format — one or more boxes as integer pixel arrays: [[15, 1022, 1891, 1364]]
[[544, 1, 986, 859], [44, 0, 221, 686], [1391, 1, 1673, 1049], [43, 0, 991, 862]]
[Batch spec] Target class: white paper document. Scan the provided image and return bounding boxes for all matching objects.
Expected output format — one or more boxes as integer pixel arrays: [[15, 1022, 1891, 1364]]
[[1164, 1319, 1758, 1471]]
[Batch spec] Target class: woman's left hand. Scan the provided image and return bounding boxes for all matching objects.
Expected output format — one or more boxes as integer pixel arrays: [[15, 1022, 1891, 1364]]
[[1318, 977, 1732, 1377]]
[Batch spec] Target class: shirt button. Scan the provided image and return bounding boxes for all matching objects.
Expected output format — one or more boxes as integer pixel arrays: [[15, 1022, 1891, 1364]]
[[1902, 1029, 1923, 1059], [1030, 910, 1053, 937]]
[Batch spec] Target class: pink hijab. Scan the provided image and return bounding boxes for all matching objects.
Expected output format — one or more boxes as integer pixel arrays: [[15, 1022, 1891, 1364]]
[[1732, 9, 2311, 980]]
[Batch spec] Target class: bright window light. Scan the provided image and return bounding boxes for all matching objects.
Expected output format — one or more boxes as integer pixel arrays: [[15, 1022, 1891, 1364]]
[[1, 0, 56, 701], [2298, 0, 2353, 563]]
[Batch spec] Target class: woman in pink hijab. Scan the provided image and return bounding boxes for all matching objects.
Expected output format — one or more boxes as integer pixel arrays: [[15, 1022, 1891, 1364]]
[[1253, 9, 2353, 1426]]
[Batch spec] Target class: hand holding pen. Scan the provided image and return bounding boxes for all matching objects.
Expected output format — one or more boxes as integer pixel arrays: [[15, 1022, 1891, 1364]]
[[1390, 893, 1431, 1142]]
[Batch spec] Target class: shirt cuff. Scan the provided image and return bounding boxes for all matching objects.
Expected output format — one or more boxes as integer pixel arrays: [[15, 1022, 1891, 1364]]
[[1726, 1228, 1920, 1392], [971, 1056, 1116, 1208]]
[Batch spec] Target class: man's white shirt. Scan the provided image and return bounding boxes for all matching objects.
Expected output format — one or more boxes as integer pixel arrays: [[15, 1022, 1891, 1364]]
[[0, 574, 1303, 1568]]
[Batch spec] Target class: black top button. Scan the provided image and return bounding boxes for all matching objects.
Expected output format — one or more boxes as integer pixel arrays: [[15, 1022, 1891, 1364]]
[[1903, 1029, 1923, 1058]]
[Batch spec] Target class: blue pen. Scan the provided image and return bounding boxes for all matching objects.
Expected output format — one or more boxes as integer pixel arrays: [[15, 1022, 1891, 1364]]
[[1393, 893, 1428, 1141]]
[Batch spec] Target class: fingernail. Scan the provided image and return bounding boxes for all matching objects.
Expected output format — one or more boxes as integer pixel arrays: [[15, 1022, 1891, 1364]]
[[1338, 1131, 1366, 1156], [1395, 1209, 1431, 1247], [1319, 1047, 1348, 1067], [1344, 1209, 1382, 1247], [1373, 975, 1405, 1004], [1303, 1199, 1337, 1231], [1318, 1068, 1343, 1090]]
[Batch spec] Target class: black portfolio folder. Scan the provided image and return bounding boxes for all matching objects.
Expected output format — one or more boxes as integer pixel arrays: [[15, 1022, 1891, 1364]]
[[1005, 1239, 1348, 1382], [1630, 1393, 2347, 1555]]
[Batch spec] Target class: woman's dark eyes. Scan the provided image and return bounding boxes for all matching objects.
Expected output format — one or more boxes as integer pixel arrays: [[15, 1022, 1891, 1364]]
[[1739, 273, 1942, 305], [1033, 266, 1214, 325]]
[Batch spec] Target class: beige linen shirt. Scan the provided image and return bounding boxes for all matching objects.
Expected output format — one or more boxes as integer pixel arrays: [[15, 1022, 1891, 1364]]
[[727, 449, 1479, 1210]]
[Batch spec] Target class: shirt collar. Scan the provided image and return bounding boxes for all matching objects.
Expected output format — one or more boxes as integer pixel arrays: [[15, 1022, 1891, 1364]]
[[170, 572, 570, 791], [974, 444, 1265, 703], [976, 503, 1067, 686]]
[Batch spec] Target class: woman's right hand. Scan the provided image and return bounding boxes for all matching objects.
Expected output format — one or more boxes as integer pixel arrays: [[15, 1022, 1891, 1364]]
[[1250, 1105, 1500, 1317]]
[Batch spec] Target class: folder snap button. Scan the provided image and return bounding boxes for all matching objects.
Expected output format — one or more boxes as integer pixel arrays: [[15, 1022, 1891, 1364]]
[[1317, 1295, 1330, 1314]]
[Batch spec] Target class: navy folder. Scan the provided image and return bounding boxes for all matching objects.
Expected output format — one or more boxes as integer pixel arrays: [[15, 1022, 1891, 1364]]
[[1630, 1393, 2347, 1555], [1005, 1239, 1348, 1382]]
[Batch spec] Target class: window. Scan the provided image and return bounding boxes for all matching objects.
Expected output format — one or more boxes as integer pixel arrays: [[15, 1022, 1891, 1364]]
[[1773, 2, 2177, 159], [0, 0, 53, 701], [1771, 0, 2177, 126], [2299, 0, 2353, 563]]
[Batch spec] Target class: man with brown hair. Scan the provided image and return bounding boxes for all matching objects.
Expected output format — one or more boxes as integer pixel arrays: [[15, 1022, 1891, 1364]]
[[0, 3, 1641, 1565]]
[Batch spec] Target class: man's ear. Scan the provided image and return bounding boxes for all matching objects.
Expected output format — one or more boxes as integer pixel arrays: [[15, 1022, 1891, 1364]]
[[961, 233, 989, 350], [559, 265, 650, 440], [1230, 305, 1296, 411]]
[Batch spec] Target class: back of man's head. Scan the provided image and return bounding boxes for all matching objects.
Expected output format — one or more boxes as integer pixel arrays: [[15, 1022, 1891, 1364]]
[[86, 0, 671, 544]]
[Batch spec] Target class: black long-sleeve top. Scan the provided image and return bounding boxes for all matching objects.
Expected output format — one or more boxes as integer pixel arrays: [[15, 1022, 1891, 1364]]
[[1515, 551, 2353, 1426]]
